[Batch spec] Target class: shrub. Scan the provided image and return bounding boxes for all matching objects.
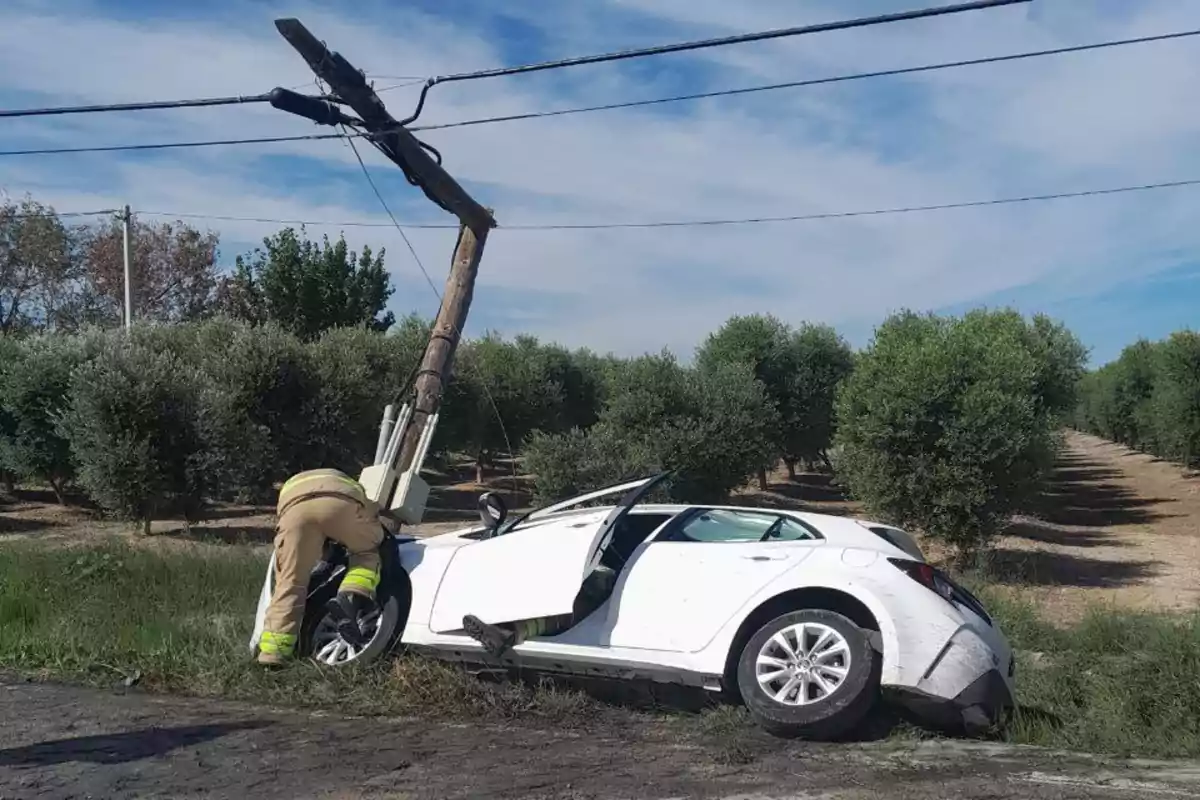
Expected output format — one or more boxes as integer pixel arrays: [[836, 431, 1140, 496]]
[[834, 309, 1061, 557], [0, 334, 88, 503], [185, 319, 320, 497], [57, 338, 227, 530], [525, 354, 779, 504], [523, 426, 659, 504]]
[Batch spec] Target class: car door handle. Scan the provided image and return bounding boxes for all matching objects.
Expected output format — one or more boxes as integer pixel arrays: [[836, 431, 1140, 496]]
[[744, 554, 788, 561]]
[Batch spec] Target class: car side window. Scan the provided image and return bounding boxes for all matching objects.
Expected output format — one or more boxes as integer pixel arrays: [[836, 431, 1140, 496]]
[[677, 509, 780, 542], [672, 509, 823, 543], [765, 517, 821, 542]]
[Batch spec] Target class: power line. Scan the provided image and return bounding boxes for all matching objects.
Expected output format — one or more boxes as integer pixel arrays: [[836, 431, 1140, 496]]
[[121, 177, 1200, 230], [0, 92, 278, 119], [0, 1, 1020, 123], [410, 28, 1200, 132], [4, 27, 1194, 158], [0, 132, 352, 157], [399, 0, 1028, 122], [0, 76, 412, 119], [4, 208, 120, 220], [416, 0, 1028, 87]]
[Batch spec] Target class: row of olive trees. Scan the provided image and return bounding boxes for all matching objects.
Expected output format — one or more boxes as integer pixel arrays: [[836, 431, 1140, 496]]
[[522, 315, 856, 504], [524, 308, 1088, 558], [1, 308, 1089, 558], [1073, 331, 1200, 467], [0, 313, 856, 526], [0, 317, 614, 527]]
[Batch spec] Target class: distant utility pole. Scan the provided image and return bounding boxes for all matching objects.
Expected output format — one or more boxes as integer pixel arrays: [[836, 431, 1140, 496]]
[[121, 204, 133, 330], [271, 18, 497, 509]]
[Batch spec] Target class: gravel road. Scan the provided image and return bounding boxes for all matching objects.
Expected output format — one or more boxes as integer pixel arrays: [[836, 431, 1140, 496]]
[[3, 677, 1200, 799]]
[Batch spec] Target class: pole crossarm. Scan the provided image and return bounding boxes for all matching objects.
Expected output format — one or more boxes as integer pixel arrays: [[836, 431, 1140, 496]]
[[273, 18, 496, 234]]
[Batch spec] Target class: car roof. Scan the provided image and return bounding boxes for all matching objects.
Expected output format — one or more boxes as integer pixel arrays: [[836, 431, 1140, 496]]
[[531, 501, 901, 551]]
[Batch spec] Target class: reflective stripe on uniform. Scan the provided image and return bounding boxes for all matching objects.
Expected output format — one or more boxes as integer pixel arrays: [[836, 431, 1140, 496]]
[[281, 471, 366, 500], [340, 566, 380, 594], [259, 631, 297, 656]]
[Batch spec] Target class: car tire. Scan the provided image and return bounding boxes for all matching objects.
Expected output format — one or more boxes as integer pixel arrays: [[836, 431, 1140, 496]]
[[736, 608, 880, 740], [298, 570, 408, 667]]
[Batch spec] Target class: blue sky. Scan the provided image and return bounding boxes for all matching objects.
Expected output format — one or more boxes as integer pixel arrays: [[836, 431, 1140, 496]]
[[2, 0, 1199, 366]]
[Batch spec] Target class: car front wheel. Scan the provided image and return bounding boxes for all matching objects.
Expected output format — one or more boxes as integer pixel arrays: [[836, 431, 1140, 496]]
[[735, 608, 880, 739]]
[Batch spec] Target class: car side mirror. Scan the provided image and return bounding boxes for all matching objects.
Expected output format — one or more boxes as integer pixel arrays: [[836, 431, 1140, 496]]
[[477, 491, 508, 537]]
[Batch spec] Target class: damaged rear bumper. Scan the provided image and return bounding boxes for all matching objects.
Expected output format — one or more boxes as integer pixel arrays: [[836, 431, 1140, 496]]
[[887, 624, 1016, 733]]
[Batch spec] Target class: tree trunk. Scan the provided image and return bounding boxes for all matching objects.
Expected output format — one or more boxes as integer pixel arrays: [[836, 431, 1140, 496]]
[[819, 450, 834, 472], [784, 459, 797, 480], [757, 468, 769, 492], [475, 455, 486, 486], [49, 478, 66, 507], [1, 470, 14, 497], [140, 517, 152, 537]]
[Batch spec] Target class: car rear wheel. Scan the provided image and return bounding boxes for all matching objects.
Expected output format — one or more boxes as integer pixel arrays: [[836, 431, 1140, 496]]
[[735, 608, 880, 739]]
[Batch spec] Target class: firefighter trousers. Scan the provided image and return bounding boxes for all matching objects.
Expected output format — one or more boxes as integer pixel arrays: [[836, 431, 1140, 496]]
[[261, 494, 383, 659]]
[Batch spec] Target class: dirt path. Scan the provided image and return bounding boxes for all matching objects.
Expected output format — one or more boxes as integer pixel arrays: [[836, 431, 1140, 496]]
[[989, 431, 1200, 622], [3, 678, 1199, 800]]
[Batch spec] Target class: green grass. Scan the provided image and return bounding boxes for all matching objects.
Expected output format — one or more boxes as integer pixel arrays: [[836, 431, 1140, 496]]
[[0, 539, 599, 724], [970, 582, 1200, 758], [4, 539, 1200, 758]]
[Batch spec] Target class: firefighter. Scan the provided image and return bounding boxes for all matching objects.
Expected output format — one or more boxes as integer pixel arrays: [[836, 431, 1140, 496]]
[[257, 468, 387, 667]]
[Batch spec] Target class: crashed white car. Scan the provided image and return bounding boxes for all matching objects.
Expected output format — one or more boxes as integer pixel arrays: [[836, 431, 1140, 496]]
[[250, 473, 1016, 739]]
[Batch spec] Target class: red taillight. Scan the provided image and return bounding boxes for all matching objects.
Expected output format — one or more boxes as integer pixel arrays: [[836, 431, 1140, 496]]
[[888, 558, 955, 603], [888, 558, 994, 625]]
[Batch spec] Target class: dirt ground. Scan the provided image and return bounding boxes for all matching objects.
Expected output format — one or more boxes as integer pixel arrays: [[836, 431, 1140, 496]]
[[3, 677, 1200, 800], [3, 431, 1198, 623], [985, 431, 1200, 622]]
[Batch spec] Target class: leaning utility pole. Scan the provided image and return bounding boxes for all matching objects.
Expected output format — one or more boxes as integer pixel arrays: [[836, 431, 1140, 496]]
[[271, 18, 497, 519]]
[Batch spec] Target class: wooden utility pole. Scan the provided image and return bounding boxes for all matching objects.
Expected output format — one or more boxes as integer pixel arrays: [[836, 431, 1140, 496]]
[[394, 221, 487, 473], [272, 18, 496, 504]]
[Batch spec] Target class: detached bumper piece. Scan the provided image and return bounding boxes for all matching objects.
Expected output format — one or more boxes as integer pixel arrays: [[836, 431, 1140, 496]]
[[888, 669, 1015, 735], [954, 668, 1015, 733]]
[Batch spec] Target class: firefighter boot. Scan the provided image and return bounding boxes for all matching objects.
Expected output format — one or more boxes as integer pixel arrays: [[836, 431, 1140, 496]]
[[325, 591, 378, 649], [462, 614, 516, 657]]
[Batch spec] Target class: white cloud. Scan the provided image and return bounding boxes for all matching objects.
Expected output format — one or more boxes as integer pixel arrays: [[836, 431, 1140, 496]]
[[2, 0, 1200, 358]]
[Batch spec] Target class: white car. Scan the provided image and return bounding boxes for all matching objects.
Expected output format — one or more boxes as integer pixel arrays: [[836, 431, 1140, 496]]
[[250, 473, 1016, 739]]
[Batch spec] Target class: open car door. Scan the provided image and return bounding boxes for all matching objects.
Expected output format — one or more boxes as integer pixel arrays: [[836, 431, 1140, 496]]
[[428, 472, 672, 634]]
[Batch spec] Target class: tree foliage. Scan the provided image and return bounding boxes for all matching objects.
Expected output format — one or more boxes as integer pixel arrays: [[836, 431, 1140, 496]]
[[82, 217, 221, 326], [524, 352, 779, 504], [218, 227, 394, 340], [434, 333, 605, 481], [0, 197, 82, 333], [58, 339, 221, 530], [0, 335, 87, 502], [696, 315, 854, 483], [834, 309, 1081, 557]]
